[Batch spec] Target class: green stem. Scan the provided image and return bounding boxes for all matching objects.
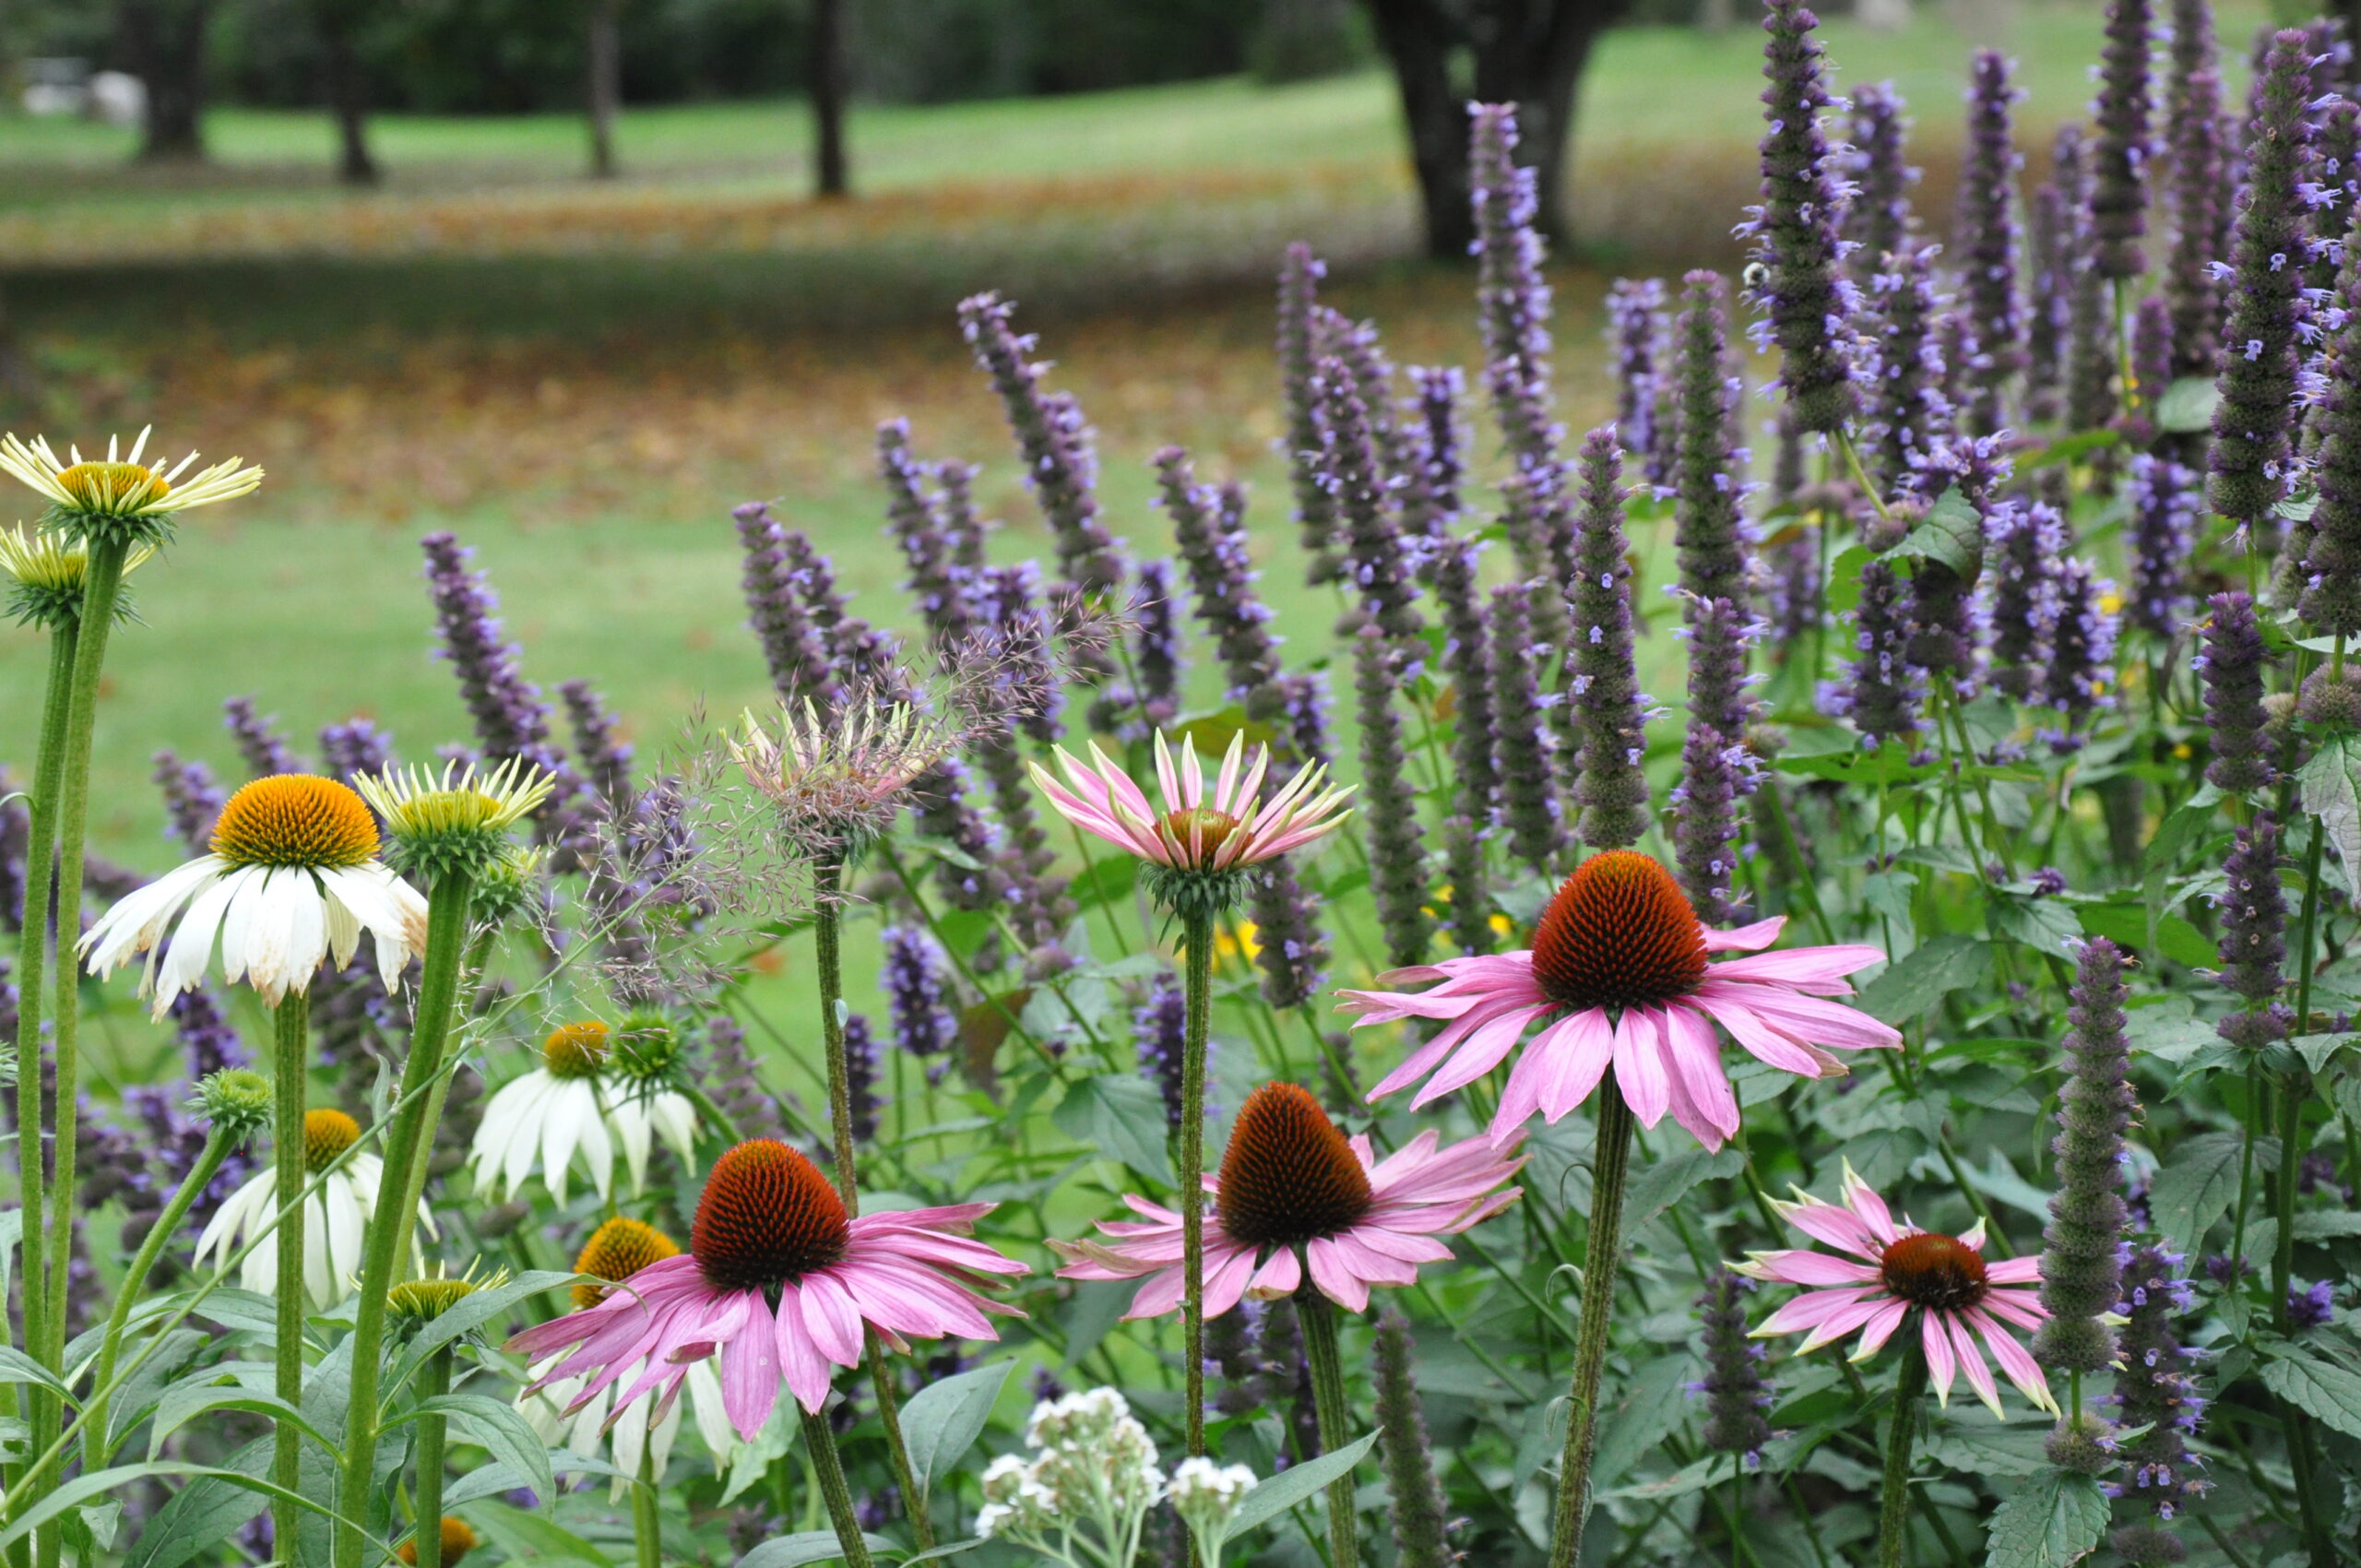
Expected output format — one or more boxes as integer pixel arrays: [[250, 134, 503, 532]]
[[634, 1444, 662, 1568], [272, 992, 310, 1560], [1180, 908, 1214, 1460], [1876, 1338, 1928, 1568], [1545, 1077, 1634, 1568], [82, 1124, 236, 1468], [42, 539, 126, 1360], [1295, 1292, 1360, 1568], [866, 1333, 934, 1550], [814, 851, 859, 1207], [9, 617, 75, 1535], [413, 1348, 452, 1568], [386, 927, 498, 1239], [332, 867, 474, 1568], [801, 1407, 876, 1568]]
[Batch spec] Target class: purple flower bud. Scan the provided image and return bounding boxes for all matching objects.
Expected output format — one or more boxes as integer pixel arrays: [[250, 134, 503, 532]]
[[2091, 0, 2155, 279], [1750, 0, 1857, 433], [1956, 51, 2028, 432]]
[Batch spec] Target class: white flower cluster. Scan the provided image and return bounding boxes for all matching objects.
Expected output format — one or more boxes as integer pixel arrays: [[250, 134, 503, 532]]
[[975, 1387, 1167, 1568], [1166, 1456, 1257, 1538]]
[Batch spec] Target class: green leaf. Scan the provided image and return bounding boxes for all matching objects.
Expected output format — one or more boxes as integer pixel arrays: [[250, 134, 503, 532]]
[[1589, 1356, 1698, 1489], [1856, 935, 1988, 1026], [1990, 896, 2083, 957], [735, 1531, 900, 1568], [1051, 1074, 1175, 1185], [1823, 544, 1872, 618], [2300, 733, 2361, 899], [1066, 853, 1139, 911], [2072, 899, 2215, 969], [123, 1436, 270, 1568], [2148, 1131, 2251, 1255], [1883, 487, 1982, 577], [2155, 376, 2221, 434], [897, 1360, 1014, 1507], [420, 1394, 558, 1503], [1623, 1146, 1742, 1228], [389, 1270, 576, 1392], [892, 1538, 984, 1566], [0, 1344, 73, 1400], [146, 1385, 331, 1463], [1219, 1431, 1379, 1545], [1923, 1420, 2050, 1479], [2260, 1348, 2361, 1440], [1984, 1467, 2110, 1568], [2, 1462, 339, 1554], [467, 1498, 620, 1568], [442, 1452, 625, 1508], [1599, 1455, 1723, 1501]]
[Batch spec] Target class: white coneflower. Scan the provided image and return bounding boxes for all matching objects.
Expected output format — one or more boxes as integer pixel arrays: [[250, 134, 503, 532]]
[[516, 1218, 734, 1494], [355, 757, 556, 886], [194, 1108, 434, 1306], [0, 525, 153, 629], [470, 1020, 696, 1206], [80, 773, 428, 1018], [0, 426, 262, 542]]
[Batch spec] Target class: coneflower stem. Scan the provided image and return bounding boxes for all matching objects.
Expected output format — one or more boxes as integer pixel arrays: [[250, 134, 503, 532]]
[[815, 849, 859, 1208], [1546, 1077, 1634, 1568], [386, 927, 500, 1235], [83, 1123, 236, 1470], [1180, 907, 1214, 1460], [271, 992, 310, 1561], [333, 867, 474, 1568], [1876, 1338, 1927, 1568], [867, 1332, 935, 1550], [30, 537, 127, 1568], [8, 617, 75, 1536], [413, 1347, 452, 1568], [801, 1406, 876, 1568], [633, 1447, 661, 1568], [1296, 1292, 1361, 1568]]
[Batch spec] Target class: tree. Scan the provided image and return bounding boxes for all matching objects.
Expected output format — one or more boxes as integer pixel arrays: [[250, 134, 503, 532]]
[[1359, 0, 1631, 257], [118, 0, 210, 161], [313, 0, 379, 184], [587, 0, 623, 177], [810, 0, 848, 196]]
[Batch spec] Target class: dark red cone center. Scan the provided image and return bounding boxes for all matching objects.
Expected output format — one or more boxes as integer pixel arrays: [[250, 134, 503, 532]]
[[1878, 1231, 1989, 1311], [1216, 1083, 1375, 1249], [1529, 850, 1711, 1012], [693, 1139, 851, 1291]]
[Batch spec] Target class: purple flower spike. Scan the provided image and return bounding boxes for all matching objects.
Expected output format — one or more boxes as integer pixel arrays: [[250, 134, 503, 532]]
[[221, 695, 298, 778], [2208, 31, 2317, 529], [2034, 937, 2132, 1373], [1955, 50, 2027, 433], [2091, 0, 2155, 279], [1746, 0, 1857, 434], [1842, 81, 1918, 293], [2107, 1244, 2210, 1564]]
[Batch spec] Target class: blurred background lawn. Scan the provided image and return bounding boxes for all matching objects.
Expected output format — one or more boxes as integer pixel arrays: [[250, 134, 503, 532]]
[[0, 0, 2266, 1086]]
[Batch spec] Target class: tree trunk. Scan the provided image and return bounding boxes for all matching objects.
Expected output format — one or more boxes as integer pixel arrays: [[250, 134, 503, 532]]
[[121, 0, 210, 161], [809, 0, 848, 197], [1360, 0, 1625, 259], [587, 0, 622, 179], [317, 4, 379, 185], [1364, 0, 1470, 258]]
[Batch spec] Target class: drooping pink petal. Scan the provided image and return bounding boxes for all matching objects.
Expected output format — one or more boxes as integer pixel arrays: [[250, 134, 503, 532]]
[[1702, 915, 1786, 953], [722, 1291, 785, 1438], [1704, 944, 1886, 985], [1850, 1298, 1910, 1360], [1965, 1307, 2056, 1413], [1947, 1311, 2002, 1415], [772, 1284, 836, 1416], [1658, 1004, 1740, 1148], [1612, 1006, 1670, 1128], [1753, 1286, 1877, 1337], [1304, 1236, 1372, 1313], [1921, 1312, 1957, 1407], [1768, 1196, 1886, 1263]]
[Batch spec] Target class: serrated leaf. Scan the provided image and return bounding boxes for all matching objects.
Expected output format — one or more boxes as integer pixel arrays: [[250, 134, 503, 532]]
[[898, 1360, 1014, 1507], [1985, 1467, 2110, 1568], [1857, 935, 1988, 1026], [2148, 1131, 2252, 1255], [2300, 734, 2361, 899], [1924, 1420, 2050, 1479], [1884, 488, 1983, 577], [2260, 1348, 2361, 1439], [2155, 376, 2221, 434], [1051, 1073, 1175, 1185], [1623, 1146, 1742, 1227], [1590, 1356, 1697, 1488]]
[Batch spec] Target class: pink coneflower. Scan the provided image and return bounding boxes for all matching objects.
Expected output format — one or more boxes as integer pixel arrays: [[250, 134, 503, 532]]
[[507, 1139, 1026, 1439], [1051, 1082, 1523, 1315], [1738, 1164, 2056, 1417], [1031, 731, 1353, 884], [1336, 849, 1901, 1148]]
